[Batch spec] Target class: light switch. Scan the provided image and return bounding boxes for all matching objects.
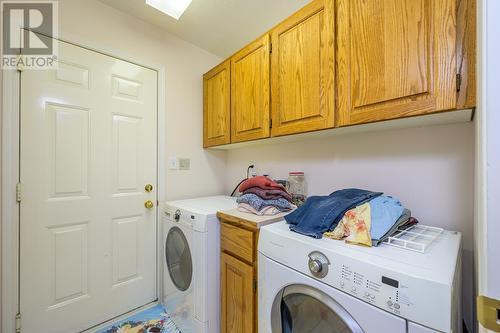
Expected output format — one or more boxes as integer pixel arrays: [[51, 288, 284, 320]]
[[178, 158, 190, 170], [168, 157, 178, 170]]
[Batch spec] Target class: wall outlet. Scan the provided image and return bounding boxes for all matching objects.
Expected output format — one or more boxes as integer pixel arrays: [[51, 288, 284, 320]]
[[168, 157, 178, 170], [178, 158, 190, 170], [249, 164, 257, 177]]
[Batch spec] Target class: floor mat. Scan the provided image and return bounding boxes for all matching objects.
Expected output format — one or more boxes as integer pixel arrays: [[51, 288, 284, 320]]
[[96, 304, 182, 333]]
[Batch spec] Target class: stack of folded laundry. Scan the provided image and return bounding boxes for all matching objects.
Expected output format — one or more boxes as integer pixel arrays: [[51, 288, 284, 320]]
[[285, 188, 418, 247], [236, 176, 296, 216]]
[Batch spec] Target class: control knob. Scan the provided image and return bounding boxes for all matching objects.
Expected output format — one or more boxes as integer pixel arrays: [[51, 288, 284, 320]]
[[174, 209, 181, 222], [310, 260, 321, 272], [308, 251, 330, 278]]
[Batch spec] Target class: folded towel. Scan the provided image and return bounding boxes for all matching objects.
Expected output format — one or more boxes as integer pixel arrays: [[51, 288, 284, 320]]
[[237, 193, 294, 212], [239, 176, 286, 193], [243, 186, 292, 202], [285, 188, 383, 239], [237, 203, 282, 216]]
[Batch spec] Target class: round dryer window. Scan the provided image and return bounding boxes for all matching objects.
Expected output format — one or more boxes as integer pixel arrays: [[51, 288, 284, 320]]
[[165, 226, 192, 291], [271, 285, 364, 333]]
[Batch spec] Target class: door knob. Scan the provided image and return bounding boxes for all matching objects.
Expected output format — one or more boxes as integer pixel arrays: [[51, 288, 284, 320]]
[[144, 200, 154, 209], [145, 184, 153, 192]]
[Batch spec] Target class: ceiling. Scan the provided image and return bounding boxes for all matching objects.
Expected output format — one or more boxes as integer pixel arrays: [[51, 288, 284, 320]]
[[100, 0, 311, 58]]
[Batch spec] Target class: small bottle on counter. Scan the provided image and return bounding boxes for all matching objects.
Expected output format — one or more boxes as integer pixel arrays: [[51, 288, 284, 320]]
[[287, 172, 307, 206]]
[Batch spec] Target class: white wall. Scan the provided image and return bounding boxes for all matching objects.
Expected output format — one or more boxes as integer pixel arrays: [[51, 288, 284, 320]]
[[225, 121, 475, 330], [57, 0, 225, 201]]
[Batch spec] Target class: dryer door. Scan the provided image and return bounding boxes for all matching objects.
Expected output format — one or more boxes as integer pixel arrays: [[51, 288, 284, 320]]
[[271, 284, 364, 333], [165, 226, 193, 291]]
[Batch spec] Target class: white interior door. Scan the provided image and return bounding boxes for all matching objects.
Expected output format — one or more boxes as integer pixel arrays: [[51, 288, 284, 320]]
[[20, 40, 158, 333]]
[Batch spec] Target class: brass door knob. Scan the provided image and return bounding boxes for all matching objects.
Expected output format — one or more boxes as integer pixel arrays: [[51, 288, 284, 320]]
[[145, 184, 153, 192], [144, 200, 154, 209]]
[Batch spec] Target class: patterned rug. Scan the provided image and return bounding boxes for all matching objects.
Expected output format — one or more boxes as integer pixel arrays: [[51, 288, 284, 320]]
[[96, 304, 181, 333]]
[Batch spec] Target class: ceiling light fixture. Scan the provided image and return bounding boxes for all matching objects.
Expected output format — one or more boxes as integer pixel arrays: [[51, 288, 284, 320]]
[[145, 0, 192, 20]]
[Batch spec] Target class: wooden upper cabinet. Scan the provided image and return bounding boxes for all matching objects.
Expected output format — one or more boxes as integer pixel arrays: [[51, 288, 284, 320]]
[[231, 35, 271, 143], [270, 0, 335, 137], [336, 0, 457, 126], [203, 60, 231, 147], [457, 0, 476, 109]]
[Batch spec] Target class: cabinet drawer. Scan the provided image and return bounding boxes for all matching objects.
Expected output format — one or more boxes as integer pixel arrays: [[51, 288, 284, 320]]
[[221, 222, 254, 263]]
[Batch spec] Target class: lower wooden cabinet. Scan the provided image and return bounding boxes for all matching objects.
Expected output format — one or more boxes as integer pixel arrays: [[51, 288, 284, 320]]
[[221, 252, 255, 333], [219, 214, 261, 333]]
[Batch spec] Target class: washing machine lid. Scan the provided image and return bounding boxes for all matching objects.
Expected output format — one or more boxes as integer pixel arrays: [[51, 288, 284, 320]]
[[259, 220, 460, 283], [164, 195, 237, 215], [163, 195, 237, 232]]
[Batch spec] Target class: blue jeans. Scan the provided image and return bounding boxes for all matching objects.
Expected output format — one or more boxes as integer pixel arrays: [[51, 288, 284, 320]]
[[285, 188, 382, 238]]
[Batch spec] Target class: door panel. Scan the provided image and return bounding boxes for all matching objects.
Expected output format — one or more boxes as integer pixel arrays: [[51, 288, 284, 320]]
[[337, 0, 457, 126], [231, 34, 270, 143], [112, 115, 141, 193], [47, 103, 90, 197], [271, 0, 335, 136], [221, 253, 254, 333], [48, 223, 89, 309], [112, 216, 140, 285], [20, 40, 157, 333], [203, 60, 231, 147]]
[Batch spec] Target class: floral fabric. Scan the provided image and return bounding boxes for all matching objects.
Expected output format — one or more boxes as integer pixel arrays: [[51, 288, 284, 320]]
[[323, 202, 372, 247]]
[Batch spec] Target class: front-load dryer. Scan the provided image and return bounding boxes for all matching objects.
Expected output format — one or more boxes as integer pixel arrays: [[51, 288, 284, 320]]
[[161, 196, 237, 333], [259, 221, 462, 333]]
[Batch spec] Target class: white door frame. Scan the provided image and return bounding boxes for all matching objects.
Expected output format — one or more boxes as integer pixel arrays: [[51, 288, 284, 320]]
[[476, 0, 500, 332], [1, 35, 166, 333]]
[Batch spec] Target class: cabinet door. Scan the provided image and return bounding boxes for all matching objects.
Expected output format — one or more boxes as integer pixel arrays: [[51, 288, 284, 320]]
[[337, 0, 457, 126], [203, 60, 231, 147], [221, 252, 254, 333], [270, 0, 335, 136], [231, 35, 270, 143]]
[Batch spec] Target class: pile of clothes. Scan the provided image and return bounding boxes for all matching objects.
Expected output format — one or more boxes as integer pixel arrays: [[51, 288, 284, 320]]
[[236, 176, 296, 216], [285, 188, 418, 247]]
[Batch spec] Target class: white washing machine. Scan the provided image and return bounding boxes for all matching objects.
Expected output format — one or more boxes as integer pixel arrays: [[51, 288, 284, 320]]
[[161, 196, 237, 333], [259, 221, 462, 333]]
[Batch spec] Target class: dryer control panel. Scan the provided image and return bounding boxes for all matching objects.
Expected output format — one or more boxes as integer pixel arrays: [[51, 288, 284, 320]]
[[333, 260, 413, 318]]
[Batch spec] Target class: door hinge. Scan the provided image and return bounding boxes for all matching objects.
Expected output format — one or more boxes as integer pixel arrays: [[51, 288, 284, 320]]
[[456, 73, 462, 92], [253, 279, 257, 293], [15, 312, 21, 333], [269, 118, 273, 128], [269, 43, 272, 54], [477, 295, 500, 331], [16, 55, 25, 72], [16, 183, 21, 203]]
